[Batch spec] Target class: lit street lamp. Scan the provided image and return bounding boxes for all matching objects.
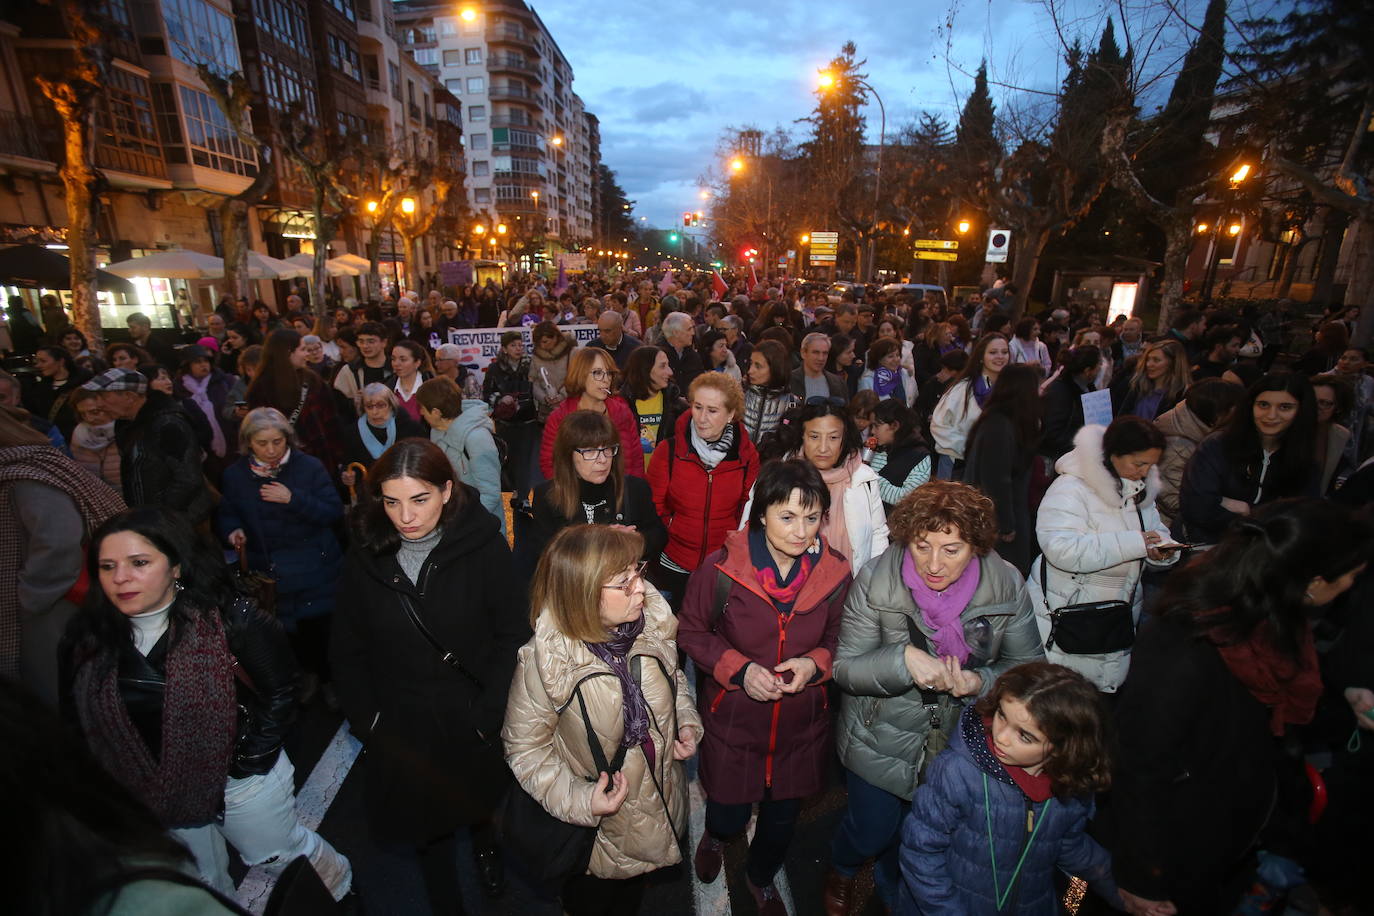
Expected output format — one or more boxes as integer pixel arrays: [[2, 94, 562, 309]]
[[817, 68, 887, 282]]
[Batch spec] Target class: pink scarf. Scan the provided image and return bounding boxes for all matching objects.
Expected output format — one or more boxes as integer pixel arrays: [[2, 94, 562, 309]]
[[818, 454, 860, 565], [902, 549, 979, 663]]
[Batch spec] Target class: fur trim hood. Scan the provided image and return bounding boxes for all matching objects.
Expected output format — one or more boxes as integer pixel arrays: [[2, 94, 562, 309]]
[[1053, 423, 1160, 508], [533, 331, 575, 361]]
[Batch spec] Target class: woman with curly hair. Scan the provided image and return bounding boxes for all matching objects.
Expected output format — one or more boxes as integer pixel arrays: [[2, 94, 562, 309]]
[[823, 479, 1042, 912]]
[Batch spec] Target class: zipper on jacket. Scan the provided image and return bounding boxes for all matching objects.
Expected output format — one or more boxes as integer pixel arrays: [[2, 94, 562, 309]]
[[697, 469, 715, 567], [763, 611, 790, 789]]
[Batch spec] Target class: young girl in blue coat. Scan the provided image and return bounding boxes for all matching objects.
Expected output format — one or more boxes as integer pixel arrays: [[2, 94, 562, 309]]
[[899, 663, 1139, 915]]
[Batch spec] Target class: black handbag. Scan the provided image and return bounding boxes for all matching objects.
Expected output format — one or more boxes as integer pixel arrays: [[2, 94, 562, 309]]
[[495, 673, 632, 887], [1039, 504, 1145, 655]]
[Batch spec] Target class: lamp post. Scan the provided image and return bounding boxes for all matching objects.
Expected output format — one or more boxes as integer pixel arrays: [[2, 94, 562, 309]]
[[818, 69, 886, 283], [1199, 162, 1253, 306]]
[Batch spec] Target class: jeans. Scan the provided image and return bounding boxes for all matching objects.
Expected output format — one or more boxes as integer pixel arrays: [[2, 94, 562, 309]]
[[829, 768, 909, 908], [705, 794, 802, 888], [173, 752, 352, 900]]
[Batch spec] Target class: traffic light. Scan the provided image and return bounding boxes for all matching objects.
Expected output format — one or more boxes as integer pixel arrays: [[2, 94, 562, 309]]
[[683, 212, 691, 227], [669, 232, 679, 243]]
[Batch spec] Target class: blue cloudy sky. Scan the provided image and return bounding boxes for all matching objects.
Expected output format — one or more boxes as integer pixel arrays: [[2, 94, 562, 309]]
[[535, 0, 1276, 232]]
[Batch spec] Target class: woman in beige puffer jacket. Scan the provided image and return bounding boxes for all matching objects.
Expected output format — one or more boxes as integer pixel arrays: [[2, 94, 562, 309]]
[[503, 525, 702, 910]]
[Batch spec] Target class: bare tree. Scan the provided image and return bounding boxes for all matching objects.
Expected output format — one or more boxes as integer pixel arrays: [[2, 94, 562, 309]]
[[278, 105, 351, 310]]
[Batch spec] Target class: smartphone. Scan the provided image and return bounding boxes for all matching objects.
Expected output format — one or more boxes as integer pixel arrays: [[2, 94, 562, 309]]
[[1156, 541, 1195, 552], [234, 400, 247, 407]]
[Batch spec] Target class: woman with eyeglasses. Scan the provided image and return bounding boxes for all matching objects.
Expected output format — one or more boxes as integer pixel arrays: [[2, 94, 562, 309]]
[[647, 373, 759, 609], [1310, 373, 1354, 493], [504, 524, 701, 915], [529, 410, 665, 564], [678, 459, 851, 913], [541, 347, 646, 480]]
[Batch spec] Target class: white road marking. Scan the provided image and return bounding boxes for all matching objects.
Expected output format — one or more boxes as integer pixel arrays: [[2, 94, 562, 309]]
[[235, 723, 363, 913]]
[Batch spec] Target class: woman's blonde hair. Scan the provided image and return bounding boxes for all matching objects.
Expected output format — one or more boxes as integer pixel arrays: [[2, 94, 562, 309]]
[[1128, 339, 1192, 402], [531, 525, 644, 642]]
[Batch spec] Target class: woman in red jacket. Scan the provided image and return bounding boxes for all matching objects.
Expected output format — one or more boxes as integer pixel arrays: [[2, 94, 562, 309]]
[[678, 458, 851, 915], [646, 373, 759, 608], [540, 347, 646, 479]]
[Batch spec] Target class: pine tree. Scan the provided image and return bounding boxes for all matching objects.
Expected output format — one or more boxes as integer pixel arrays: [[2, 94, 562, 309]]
[[955, 62, 998, 168]]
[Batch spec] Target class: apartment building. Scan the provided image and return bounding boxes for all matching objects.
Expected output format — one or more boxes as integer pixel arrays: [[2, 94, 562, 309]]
[[392, 0, 599, 267], [0, 0, 462, 325]]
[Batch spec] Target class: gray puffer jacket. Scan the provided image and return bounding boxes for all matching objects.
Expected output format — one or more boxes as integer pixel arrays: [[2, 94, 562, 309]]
[[833, 544, 1044, 800]]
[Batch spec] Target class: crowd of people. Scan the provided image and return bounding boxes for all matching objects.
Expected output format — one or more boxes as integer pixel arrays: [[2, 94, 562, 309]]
[[2, 274, 1373, 916]]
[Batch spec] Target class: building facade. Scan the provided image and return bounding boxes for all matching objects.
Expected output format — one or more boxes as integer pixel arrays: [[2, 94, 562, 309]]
[[392, 0, 598, 269]]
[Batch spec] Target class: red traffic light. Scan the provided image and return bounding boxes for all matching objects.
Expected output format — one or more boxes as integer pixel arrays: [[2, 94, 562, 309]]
[[683, 212, 692, 227]]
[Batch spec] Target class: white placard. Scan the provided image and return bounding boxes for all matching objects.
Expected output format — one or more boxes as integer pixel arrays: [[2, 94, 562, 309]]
[[1081, 388, 1114, 427], [446, 324, 600, 375]]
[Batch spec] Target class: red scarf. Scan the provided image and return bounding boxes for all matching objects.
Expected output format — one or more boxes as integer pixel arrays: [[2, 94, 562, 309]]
[[1209, 617, 1322, 737], [982, 714, 1053, 802]]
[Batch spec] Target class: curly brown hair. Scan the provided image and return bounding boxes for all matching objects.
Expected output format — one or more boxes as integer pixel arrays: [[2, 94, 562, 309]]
[[974, 662, 1112, 798], [888, 480, 998, 555]]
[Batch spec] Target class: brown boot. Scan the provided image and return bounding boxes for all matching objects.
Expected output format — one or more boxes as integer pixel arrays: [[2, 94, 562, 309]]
[[822, 868, 854, 916]]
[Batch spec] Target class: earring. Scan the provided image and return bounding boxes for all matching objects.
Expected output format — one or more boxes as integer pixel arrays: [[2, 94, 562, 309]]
[[173, 579, 184, 593], [1304, 589, 1315, 602]]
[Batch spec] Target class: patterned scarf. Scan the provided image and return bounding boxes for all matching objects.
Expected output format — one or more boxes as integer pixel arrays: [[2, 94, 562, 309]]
[[249, 447, 291, 479], [0, 446, 126, 678], [179, 373, 226, 457], [748, 525, 818, 614], [689, 420, 735, 469], [585, 613, 651, 751], [902, 548, 979, 664], [874, 367, 902, 399], [71, 605, 238, 827]]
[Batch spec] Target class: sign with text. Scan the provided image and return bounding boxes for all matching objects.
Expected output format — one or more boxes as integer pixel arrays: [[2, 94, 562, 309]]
[[1080, 389, 1114, 428], [438, 260, 472, 288], [556, 253, 588, 273], [809, 230, 839, 264], [915, 239, 958, 250], [916, 251, 958, 262], [445, 324, 600, 375]]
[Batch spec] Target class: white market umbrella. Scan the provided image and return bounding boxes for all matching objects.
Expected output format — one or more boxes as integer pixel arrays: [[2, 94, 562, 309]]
[[246, 251, 311, 279], [283, 252, 362, 278], [104, 249, 231, 279], [332, 253, 372, 273]]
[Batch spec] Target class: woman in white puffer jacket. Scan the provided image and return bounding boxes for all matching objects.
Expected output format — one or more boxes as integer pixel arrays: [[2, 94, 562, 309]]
[[1029, 418, 1179, 692]]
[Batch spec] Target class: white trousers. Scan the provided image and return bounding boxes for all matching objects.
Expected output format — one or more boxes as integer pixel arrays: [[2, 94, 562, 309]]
[[172, 751, 352, 901]]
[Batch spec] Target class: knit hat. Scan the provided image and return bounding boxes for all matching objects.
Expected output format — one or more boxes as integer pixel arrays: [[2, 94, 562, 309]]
[[196, 335, 220, 352], [82, 368, 148, 394]]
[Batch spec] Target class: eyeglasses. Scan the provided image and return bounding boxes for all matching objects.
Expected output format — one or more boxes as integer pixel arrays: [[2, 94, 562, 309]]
[[574, 445, 620, 460], [602, 561, 649, 596], [588, 368, 615, 381]]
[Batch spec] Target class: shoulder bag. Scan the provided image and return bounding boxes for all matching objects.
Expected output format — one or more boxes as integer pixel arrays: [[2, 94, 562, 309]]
[[1039, 502, 1144, 655], [495, 665, 634, 887]]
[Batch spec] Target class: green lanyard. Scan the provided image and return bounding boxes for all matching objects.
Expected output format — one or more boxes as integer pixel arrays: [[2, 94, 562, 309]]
[[983, 773, 1052, 911]]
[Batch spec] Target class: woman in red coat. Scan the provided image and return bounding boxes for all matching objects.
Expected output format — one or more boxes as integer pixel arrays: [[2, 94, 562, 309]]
[[646, 373, 759, 608], [540, 347, 646, 479], [678, 458, 850, 915]]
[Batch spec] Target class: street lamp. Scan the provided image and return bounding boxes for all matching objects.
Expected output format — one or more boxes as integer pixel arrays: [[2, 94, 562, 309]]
[[817, 68, 887, 282], [400, 197, 416, 215], [956, 219, 971, 235], [365, 200, 378, 214], [459, 7, 477, 22], [729, 156, 745, 173], [550, 135, 563, 147]]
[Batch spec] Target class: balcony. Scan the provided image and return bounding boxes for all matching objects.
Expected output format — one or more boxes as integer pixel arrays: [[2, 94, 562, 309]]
[[488, 84, 534, 102], [486, 24, 539, 54], [408, 102, 422, 122], [491, 115, 537, 129], [0, 110, 58, 165], [488, 54, 538, 77], [493, 171, 542, 187]]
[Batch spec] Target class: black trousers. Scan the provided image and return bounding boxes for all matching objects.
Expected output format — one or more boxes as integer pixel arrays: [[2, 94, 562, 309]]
[[562, 871, 647, 916], [705, 793, 802, 888]]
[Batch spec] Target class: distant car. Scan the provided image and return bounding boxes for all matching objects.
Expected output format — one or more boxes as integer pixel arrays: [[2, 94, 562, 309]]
[[880, 283, 948, 310], [826, 281, 866, 304]]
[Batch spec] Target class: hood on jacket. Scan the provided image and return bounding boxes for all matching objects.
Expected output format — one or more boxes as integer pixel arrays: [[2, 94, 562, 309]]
[[534, 331, 575, 361], [715, 527, 850, 614], [1154, 402, 1209, 445], [1054, 424, 1160, 509], [446, 398, 495, 449], [951, 706, 1018, 787], [529, 584, 678, 707]]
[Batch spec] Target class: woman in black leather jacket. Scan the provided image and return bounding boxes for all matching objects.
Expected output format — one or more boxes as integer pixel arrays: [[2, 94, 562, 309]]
[[61, 507, 353, 901]]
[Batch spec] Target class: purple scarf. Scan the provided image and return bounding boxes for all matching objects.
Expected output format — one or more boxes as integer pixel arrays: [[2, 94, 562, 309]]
[[874, 367, 902, 399], [972, 373, 995, 407], [902, 550, 980, 663], [585, 614, 651, 755]]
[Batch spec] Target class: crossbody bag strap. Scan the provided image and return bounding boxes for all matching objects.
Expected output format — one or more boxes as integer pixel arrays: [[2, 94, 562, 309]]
[[396, 592, 485, 690], [904, 615, 945, 709], [574, 683, 629, 776]]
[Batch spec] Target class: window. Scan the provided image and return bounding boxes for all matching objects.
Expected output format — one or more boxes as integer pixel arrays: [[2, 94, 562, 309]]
[[443, 49, 462, 66], [411, 47, 438, 67], [260, 55, 317, 119], [474, 187, 491, 203], [466, 76, 484, 93], [471, 160, 489, 176], [389, 61, 402, 101], [326, 0, 354, 21], [468, 105, 485, 122], [327, 33, 361, 82], [468, 133, 487, 150], [439, 19, 457, 36], [163, 0, 241, 72], [252, 0, 308, 54], [445, 78, 463, 94], [464, 47, 482, 64], [172, 84, 258, 176]]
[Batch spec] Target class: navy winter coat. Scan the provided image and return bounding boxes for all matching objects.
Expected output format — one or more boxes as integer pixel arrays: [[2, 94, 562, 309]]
[[898, 708, 1119, 915], [216, 450, 343, 623]]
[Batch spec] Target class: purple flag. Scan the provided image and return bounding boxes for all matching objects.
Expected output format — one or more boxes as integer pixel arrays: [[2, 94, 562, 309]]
[[552, 262, 569, 296], [658, 268, 675, 296]]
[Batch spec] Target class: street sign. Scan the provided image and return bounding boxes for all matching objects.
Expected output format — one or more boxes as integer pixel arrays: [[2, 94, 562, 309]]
[[915, 239, 958, 250], [986, 228, 1011, 263], [916, 251, 958, 262], [809, 230, 839, 265], [810, 231, 838, 242]]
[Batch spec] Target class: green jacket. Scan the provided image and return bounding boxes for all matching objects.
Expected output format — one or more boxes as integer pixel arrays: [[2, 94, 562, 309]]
[[833, 544, 1044, 799]]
